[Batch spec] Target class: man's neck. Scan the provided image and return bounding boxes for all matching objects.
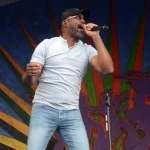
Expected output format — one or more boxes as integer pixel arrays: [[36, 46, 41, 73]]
[[62, 34, 79, 48]]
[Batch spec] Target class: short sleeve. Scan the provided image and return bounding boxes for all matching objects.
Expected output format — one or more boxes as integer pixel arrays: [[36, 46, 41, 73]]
[[86, 44, 98, 63], [30, 39, 49, 65]]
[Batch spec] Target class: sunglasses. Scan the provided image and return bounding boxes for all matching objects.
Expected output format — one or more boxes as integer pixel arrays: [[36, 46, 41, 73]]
[[66, 14, 85, 21]]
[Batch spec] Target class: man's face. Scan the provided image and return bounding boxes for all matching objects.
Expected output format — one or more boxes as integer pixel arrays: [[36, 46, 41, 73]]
[[65, 14, 86, 39]]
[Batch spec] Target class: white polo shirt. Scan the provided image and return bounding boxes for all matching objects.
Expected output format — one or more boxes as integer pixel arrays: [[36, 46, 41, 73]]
[[30, 36, 98, 110]]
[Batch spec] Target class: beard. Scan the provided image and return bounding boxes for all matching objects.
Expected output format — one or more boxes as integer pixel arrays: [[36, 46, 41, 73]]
[[68, 23, 85, 39]]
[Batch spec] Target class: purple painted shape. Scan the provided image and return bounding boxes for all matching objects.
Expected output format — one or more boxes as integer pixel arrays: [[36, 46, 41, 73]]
[[79, 96, 110, 150], [111, 80, 150, 149], [53, 80, 150, 150]]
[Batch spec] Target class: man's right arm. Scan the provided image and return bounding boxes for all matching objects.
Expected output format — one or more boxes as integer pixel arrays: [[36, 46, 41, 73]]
[[22, 62, 43, 87]]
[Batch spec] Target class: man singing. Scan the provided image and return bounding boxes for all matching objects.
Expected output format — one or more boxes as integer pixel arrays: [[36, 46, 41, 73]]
[[22, 8, 114, 150]]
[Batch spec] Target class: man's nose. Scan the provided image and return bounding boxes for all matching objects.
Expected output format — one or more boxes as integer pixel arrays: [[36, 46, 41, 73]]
[[81, 19, 85, 24]]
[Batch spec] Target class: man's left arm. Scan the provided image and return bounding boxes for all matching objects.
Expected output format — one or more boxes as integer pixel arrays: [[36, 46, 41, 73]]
[[83, 23, 114, 74], [90, 35, 114, 74]]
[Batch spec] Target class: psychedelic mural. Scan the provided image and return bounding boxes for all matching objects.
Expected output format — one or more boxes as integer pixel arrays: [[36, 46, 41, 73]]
[[0, 0, 150, 149]]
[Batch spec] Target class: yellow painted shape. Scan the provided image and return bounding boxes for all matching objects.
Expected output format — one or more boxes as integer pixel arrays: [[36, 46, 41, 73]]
[[0, 111, 29, 136], [0, 83, 31, 115], [0, 135, 27, 150]]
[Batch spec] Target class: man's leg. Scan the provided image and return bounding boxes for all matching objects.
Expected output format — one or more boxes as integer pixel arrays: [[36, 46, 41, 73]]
[[27, 103, 58, 150], [58, 109, 90, 150]]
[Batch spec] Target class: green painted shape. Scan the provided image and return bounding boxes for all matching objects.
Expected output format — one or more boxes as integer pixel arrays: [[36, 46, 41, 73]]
[[132, 122, 137, 129], [137, 129, 146, 140], [85, 66, 98, 108], [122, 12, 144, 93], [118, 99, 128, 119], [103, 75, 112, 92], [120, 99, 128, 108], [118, 110, 126, 119], [89, 136, 95, 145], [116, 134, 122, 150], [121, 81, 130, 94], [93, 114, 100, 122]]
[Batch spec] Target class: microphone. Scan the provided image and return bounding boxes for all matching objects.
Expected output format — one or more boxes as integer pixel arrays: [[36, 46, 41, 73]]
[[91, 25, 109, 31], [78, 24, 109, 31]]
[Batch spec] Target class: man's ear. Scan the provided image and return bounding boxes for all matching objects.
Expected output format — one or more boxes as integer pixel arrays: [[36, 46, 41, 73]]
[[62, 20, 68, 26]]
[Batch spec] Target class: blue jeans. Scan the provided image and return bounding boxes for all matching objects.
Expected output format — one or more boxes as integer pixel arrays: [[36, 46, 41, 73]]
[[27, 103, 90, 150]]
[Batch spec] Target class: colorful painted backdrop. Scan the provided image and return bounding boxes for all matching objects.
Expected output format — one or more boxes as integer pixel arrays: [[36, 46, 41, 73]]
[[0, 0, 150, 149]]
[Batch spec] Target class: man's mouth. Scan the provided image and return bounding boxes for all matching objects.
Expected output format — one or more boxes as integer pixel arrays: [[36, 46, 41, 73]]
[[78, 24, 84, 29], [78, 24, 84, 32]]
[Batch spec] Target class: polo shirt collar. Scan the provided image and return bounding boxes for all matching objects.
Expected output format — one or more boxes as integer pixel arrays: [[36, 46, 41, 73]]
[[59, 36, 67, 42], [59, 36, 83, 47]]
